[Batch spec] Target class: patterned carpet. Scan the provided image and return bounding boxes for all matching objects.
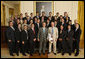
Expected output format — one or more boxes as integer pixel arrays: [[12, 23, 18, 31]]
[[1, 48, 84, 58]]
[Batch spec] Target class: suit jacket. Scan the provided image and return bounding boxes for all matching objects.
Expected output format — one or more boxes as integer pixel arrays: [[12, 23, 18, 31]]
[[34, 16, 40, 19], [34, 23, 42, 38], [40, 16, 48, 23], [6, 26, 15, 42], [38, 27, 48, 41], [59, 22, 67, 30], [15, 28, 22, 41], [48, 27, 58, 40], [58, 30, 67, 40], [63, 16, 70, 23], [21, 30, 28, 43], [23, 17, 27, 20], [74, 28, 81, 41], [66, 29, 74, 40], [48, 16, 54, 22], [28, 28, 36, 42]]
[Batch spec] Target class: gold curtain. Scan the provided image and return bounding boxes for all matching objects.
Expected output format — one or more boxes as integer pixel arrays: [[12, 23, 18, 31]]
[[78, 1, 84, 48]]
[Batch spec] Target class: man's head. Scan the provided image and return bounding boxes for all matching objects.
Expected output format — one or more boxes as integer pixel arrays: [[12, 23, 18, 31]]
[[30, 20, 33, 24], [51, 22, 54, 27], [49, 12, 52, 16], [60, 25, 64, 30], [37, 18, 40, 23], [54, 20, 57, 24], [60, 15, 63, 19], [24, 19, 27, 24], [34, 17, 37, 22], [9, 21, 13, 27], [75, 23, 79, 29], [42, 22, 46, 27], [17, 19, 20, 24], [74, 20, 78, 24], [24, 25, 28, 30], [30, 13, 33, 16], [42, 11, 45, 16], [31, 23, 35, 28], [18, 23, 21, 28], [36, 12, 39, 16], [68, 25, 71, 30], [56, 12, 59, 16], [26, 16, 29, 20], [61, 18, 64, 23], [25, 12, 28, 17], [64, 12, 68, 16]]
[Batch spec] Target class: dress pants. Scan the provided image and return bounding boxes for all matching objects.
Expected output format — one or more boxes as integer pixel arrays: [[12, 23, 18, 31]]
[[65, 39, 73, 53], [8, 41, 15, 55], [49, 39, 56, 53], [39, 39, 46, 54]]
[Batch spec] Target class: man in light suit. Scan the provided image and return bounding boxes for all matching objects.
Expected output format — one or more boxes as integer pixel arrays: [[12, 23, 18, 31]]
[[48, 22, 58, 55], [38, 22, 48, 55]]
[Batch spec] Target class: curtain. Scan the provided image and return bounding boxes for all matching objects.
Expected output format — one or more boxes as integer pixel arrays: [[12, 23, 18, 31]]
[[78, 1, 84, 48]]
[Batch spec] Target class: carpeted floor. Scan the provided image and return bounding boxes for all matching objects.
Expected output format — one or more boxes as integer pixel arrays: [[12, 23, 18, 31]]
[[1, 48, 84, 58]]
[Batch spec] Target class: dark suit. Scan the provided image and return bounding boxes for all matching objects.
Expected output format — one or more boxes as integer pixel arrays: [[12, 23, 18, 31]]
[[34, 23, 42, 49], [21, 30, 29, 54], [74, 28, 81, 54], [63, 16, 70, 23], [40, 16, 48, 23], [57, 30, 67, 53], [23, 17, 27, 20], [15, 28, 22, 54], [66, 29, 74, 54], [34, 16, 40, 19], [28, 28, 36, 54], [59, 22, 67, 30], [6, 26, 16, 55]]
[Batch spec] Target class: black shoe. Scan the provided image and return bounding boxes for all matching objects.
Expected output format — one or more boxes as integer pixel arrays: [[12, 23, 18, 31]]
[[16, 53, 19, 56], [43, 53, 45, 55], [54, 53, 56, 55], [30, 54, 33, 56], [10, 54, 14, 56], [39, 53, 41, 56], [57, 51, 61, 53], [69, 53, 71, 56], [75, 53, 79, 56], [26, 51, 29, 54], [22, 53, 26, 56], [62, 53, 64, 55], [48, 52, 51, 54]]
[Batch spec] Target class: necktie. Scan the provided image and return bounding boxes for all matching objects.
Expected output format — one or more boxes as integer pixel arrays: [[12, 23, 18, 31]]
[[52, 28, 54, 34], [43, 28, 45, 33]]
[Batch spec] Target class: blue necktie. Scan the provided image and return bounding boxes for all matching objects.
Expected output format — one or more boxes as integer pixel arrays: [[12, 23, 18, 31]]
[[52, 28, 54, 34], [43, 28, 45, 33]]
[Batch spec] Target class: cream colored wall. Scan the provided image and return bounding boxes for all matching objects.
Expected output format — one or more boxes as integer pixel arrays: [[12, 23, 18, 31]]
[[3, 2, 14, 26], [3, 2, 20, 26], [20, 1, 33, 17], [54, 1, 78, 24]]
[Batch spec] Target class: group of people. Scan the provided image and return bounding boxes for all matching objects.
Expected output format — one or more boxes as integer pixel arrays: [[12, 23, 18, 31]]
[[6, 11, 81, 56]]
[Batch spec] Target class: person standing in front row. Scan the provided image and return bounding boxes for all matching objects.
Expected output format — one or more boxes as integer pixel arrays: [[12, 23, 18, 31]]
[[6, 21, 16, 56], [74, 23, 81, 56], [21, 24, 29, 56], [15, 23, 22, 56], [28, 23, 36, 56], [48, 22, 58, 55], [38, 22, 48, 56]]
